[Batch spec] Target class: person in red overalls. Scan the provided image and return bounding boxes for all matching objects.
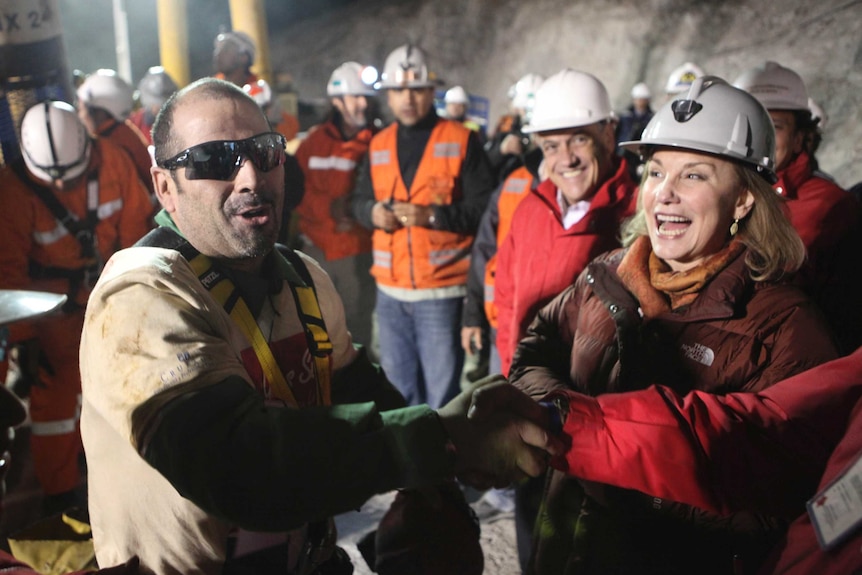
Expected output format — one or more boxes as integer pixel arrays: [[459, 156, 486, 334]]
[[0, 101, 152, 515]]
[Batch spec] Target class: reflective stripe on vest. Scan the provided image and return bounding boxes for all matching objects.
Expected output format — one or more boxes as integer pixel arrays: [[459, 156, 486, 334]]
[[308, 156, 357, 172], [373, 250, 392, 269], [371, 150, 390, 165], [31, 394, 81, 436]]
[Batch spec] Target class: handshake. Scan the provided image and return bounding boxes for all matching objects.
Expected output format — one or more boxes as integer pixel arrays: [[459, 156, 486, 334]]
[[436, 374, 565, 489]]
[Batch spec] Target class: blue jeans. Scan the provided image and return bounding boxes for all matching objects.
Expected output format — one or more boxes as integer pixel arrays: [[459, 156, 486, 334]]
[[375, 289, 464, 408]]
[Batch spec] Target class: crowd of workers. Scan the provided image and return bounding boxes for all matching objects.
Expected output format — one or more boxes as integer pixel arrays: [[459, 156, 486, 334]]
[[0, 25, 860, 575]]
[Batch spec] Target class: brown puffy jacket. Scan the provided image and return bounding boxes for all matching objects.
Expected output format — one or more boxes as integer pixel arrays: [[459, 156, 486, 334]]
[[511, 246, 839, 575]]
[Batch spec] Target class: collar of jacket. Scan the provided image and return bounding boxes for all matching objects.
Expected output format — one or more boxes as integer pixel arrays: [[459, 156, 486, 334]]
[[533, 157, 635, 228], [594, 244, 752, 324], [774, 151, 814, 200]]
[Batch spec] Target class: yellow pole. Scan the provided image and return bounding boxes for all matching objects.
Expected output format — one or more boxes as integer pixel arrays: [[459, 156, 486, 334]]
[[228, 0, 271, 84], [157, 0, 190, 87]]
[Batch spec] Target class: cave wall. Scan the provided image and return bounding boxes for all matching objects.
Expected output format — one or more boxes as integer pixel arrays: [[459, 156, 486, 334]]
[[270, 0, 862, 188]]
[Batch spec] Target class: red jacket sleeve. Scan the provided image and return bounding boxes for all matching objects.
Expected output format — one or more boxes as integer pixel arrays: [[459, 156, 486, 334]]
[[551, 347, 862, 519]]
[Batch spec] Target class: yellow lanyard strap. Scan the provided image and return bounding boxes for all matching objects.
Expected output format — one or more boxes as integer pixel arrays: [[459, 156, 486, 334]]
[[188, 254, 329, 407]]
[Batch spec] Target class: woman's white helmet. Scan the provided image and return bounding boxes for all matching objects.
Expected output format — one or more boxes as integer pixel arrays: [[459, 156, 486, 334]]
[[522, 69, 612, 134], [20, 100, 91, 184], [327, 62, 376, 97], [621, 76, 777, 182], [732, 61, 808, 111], [378, 44, 437, 89], [76, 69, 134, 120]]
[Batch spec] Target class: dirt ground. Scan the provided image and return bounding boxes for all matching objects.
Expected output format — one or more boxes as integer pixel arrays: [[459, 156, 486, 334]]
[[334, 490, 521, 575]]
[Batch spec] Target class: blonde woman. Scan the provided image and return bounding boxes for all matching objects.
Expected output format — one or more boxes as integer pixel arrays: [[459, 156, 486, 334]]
[[510, 78, 839, 575]]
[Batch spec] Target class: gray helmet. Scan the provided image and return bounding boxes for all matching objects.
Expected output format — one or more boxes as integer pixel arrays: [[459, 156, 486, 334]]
[[137, 66, 178, 110], [621, 76, 776, 182]]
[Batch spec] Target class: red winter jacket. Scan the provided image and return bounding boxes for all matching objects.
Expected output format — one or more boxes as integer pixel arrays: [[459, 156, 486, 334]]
[[550, 347, 862, 575], [494, 159, 637, 375], [775, 151, 862, 353]]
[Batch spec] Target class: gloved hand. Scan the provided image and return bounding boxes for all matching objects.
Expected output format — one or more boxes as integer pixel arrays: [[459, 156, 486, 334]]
[[437, 374, 563, 490]]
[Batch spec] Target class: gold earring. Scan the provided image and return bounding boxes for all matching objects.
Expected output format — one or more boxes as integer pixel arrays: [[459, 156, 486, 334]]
[[729, 218, 739, 237]]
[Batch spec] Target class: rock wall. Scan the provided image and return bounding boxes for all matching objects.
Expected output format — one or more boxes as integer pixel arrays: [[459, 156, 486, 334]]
[[271, 0, 862, 188]]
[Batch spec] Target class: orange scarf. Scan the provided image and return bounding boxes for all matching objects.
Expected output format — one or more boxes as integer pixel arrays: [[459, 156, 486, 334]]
[[618, 236, 745, 317]]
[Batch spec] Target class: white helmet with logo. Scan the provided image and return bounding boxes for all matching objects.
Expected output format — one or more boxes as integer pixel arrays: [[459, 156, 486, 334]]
[[378, 44, 437, 89], [508, 73, 544, 110], [732, 61, 808, 111], [137, 66, 178, 110], [327, 62, 376, 96], [621, 76, 776, 182], [522, 69, 612, 134], [20, 100, 92, 184], [444, 86, 469, 105], [665, 62, 705, 95], [77, 69, 134, 120]]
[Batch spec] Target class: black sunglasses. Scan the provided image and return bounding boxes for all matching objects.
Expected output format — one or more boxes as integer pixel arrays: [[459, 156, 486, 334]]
[[157, 132, 287, 181]]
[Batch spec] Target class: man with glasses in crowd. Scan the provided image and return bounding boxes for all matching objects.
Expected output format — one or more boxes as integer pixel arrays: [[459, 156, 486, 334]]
[[78, 77, 557, 574]]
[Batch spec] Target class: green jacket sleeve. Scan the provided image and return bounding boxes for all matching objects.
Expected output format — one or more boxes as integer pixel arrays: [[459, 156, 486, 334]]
[[134, 376, 453, 532]]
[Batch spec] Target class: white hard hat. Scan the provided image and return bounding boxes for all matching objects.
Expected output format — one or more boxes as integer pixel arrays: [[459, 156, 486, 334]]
[[20, 100, 92, 184], [522, 69, 613, 134], [621, 76, 776, 182], [631, 82, 651, 99], [808, 97, 828, 131], [508, 73, 544, 110], [732, 61, 808, 111], [665, 62, 705, 95], [215, 31, 256, 64], [327, 62, 376, 96], [445, 86, 469, 105], [137, 66, 178, 110], [76, 69, 134, 120], [378, 44, 437, 89], [243, 79, 273, 108]]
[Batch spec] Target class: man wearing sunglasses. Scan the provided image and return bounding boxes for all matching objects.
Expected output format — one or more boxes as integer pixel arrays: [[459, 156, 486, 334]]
[[78, 77, 559, 574], [352, 44, 495, 410], [0, 100, 152, 516]]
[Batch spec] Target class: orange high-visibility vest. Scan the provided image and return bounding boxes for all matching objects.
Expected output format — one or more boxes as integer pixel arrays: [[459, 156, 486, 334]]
[[369, 119, 474, 289], [484, 166, 534, 327]]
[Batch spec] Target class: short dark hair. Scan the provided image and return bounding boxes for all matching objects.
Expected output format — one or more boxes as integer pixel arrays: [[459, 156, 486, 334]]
[[151, 77, 262, 163]]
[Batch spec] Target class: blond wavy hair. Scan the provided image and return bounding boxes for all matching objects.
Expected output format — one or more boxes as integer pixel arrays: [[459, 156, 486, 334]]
[[620, 155, 805, 282]]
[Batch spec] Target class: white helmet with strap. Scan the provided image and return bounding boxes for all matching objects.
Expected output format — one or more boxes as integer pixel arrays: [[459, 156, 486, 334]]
[[327, 62, 376, 96], [621, 76, 776, 182], [378, 44, 437, 89], [522, 68, 612, 134], [77, 69, 134, 120], [20, 100, 92, 184]]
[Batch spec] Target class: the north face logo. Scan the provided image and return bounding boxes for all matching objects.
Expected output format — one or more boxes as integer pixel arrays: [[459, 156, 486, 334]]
[[680, 342, 715, 367]]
